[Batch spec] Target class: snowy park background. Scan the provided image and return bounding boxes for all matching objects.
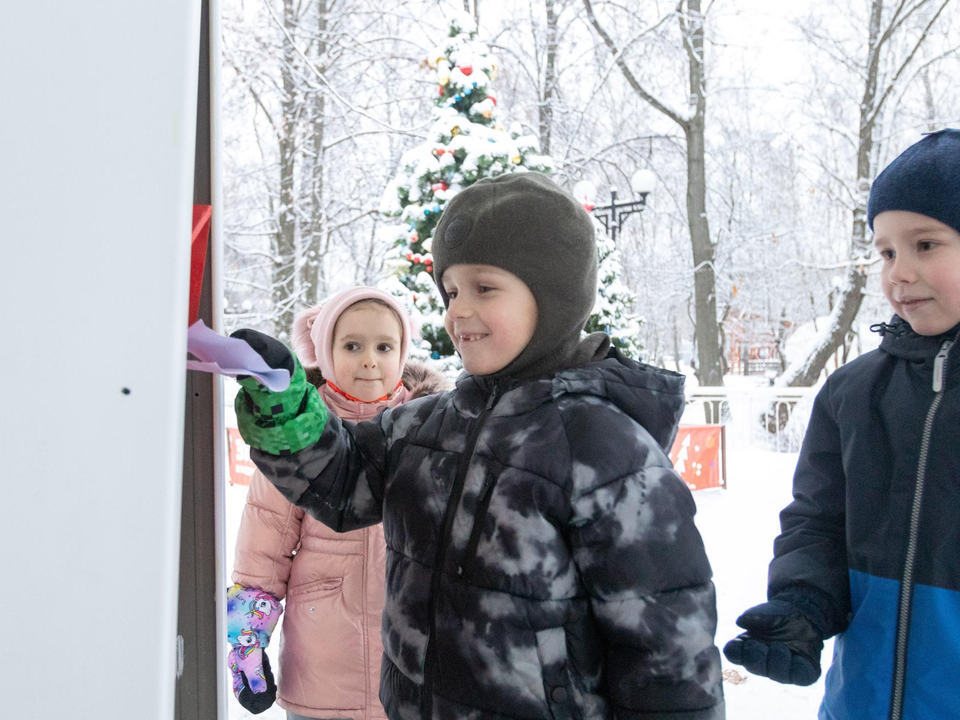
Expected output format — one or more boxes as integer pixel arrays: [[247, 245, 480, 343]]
[[218, 0, 959, 717]]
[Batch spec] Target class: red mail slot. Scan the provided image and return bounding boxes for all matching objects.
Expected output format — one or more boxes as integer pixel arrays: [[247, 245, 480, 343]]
[[189, 204, 212, 325]]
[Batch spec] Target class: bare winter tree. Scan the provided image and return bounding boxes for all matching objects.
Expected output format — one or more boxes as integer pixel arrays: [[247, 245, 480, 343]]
[[222, 0, 432, 338], [582, 0, 724, 386], [782, 0, 954, 386]]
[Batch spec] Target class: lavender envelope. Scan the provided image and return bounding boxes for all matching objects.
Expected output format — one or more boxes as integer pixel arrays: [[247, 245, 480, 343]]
[[186, 320, 291, 392]]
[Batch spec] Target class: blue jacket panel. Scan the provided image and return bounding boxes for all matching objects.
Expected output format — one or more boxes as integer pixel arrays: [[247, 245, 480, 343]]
[[768, 316, 960, 719], [821, 571, 960, 720]]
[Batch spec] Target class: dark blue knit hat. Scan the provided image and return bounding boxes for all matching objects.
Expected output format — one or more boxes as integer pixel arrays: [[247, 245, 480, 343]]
[[867, 128, 960, 234]]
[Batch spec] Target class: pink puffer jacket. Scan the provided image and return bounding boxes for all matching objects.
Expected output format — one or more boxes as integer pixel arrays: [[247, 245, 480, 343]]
[[233, 362, 447, 719]]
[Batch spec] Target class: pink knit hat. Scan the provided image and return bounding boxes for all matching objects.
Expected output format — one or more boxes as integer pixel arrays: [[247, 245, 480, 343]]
[[290, 287, 413, 387]]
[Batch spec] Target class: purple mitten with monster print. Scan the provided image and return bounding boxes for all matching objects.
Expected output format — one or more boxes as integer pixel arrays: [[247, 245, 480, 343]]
[[226, 584, 283, 714]]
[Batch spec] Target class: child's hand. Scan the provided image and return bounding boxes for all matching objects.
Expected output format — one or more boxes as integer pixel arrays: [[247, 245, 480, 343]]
[[723, 598, 824, 686], [230, 329, 328, 454], [226, 585, 283, 713], [228, 646, 277, 714]]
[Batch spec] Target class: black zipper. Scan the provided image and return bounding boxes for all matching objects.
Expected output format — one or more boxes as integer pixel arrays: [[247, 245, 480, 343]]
[[458, 473, 500, 580], [888, 333, 958, 720], [422, 382, 499, 720]]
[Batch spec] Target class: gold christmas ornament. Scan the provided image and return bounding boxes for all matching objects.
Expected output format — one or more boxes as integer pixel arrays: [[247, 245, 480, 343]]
[[511, 154, 521, 164], [439, 73, 450, 86], [451, 125, 461, 136]]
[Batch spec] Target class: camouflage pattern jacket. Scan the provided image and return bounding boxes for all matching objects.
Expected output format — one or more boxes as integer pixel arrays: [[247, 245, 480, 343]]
[[247, 347, 724, 720]]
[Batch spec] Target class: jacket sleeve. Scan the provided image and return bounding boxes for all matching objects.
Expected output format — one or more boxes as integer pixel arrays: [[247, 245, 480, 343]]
[[564, 402, 724, 720], [231, 470, 305, 599], [768, 380, 851, 636], [249, 406, 395, 533]]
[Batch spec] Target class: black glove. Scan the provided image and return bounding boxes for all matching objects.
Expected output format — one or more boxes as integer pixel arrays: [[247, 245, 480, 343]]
[[235, 651, 278, 715], [230, 328, 295, 374], [723, 597, 825, 686]]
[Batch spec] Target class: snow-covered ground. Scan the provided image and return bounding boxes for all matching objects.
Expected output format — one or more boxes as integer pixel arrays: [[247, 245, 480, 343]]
[[225, 431, 830, 720]]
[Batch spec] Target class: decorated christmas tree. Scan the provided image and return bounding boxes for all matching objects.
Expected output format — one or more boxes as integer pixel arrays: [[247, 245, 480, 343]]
[[585, 227, 644, 358], [380, 10, 643, 362], [379, 11, 552, 359]]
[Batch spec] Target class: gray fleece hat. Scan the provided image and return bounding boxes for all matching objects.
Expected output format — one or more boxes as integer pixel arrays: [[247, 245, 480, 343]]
[[431, 172, 598, 380]]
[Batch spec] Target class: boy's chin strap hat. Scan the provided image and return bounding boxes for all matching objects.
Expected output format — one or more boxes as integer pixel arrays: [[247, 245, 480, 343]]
[[431, 172, 599, 380], [868, 128, 960, 234]]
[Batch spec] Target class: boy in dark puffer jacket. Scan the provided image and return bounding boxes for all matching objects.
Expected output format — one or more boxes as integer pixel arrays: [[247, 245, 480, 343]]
[[234, 172, 725, 720], [724, 130, 960, 720]]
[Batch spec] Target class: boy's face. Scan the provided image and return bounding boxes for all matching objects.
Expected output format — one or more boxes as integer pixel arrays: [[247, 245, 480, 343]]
[[442, 264, 538, 375], [331, 303, 404, 401], [874, 210, 960, 336]]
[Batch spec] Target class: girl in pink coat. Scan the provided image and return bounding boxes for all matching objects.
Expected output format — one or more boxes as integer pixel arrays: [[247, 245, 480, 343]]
[[227, 287, 447, 720]]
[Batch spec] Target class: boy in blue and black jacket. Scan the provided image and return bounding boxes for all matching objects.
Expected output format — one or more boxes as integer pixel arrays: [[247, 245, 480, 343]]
[[724, 129, 960, 720]]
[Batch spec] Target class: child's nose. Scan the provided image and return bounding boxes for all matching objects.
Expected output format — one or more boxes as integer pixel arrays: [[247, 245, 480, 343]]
[[450, 297, 474, 318], [889, 257, 917, 284]]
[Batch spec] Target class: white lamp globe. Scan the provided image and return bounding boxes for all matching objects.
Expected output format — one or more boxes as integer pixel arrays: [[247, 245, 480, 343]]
[[572, 180, 597, 207], [630, 168, 656, 195]]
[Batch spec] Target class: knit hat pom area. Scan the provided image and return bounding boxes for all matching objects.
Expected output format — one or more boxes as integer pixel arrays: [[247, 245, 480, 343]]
[[430, 172, 599, 379], [867, 128, 960, 234]]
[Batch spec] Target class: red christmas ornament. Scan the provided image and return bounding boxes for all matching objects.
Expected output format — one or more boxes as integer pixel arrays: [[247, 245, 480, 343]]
[[406, 252, 413, 261], [488, 94, 497, 106], [431, 182, 449, 193], [460, 65, 473, 76]]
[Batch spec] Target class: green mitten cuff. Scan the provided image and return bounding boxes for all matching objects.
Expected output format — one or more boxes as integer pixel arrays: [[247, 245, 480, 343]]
[[235, 356, 328, 455]]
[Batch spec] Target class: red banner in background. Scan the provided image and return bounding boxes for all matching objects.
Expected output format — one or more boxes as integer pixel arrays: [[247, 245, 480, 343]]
[[669, 425, 726, 491], [227, 428, 256, 486]]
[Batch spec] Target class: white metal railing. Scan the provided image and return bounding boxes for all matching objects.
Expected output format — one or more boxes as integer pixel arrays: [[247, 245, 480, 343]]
[[681, 386, 818, 452]]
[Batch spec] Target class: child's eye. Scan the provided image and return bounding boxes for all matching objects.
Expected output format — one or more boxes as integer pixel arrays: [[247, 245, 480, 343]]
[[378, 344, 394, 353], [445, 289, 458, 299], [477, 285, 494, 293], [344, 342, 360, 351], [918, 241, 935, 252], [878, 249, 894, 260]]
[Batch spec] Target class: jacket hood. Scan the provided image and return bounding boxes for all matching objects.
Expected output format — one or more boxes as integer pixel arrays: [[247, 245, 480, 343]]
[[873, 315, 960, 361], [454, 344, 686, 453]]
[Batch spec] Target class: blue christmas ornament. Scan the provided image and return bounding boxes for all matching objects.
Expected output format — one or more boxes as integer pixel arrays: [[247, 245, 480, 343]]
[[431, 352, 440, 359], [472, 82, 478, 88], [465, 89, 472, 96], [424, 208, 431, 216], [455, 95, 462, 101]]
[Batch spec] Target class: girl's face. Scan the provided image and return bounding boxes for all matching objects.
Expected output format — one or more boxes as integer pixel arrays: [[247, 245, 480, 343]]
[[331, 302, 404, 401]]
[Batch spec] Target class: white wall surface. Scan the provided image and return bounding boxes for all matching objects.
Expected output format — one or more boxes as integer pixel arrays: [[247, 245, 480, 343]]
[[1, 2, 201, 717]]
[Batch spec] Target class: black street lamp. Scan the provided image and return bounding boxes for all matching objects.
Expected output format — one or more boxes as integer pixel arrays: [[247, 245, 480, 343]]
[[574, 169, 656, 243]]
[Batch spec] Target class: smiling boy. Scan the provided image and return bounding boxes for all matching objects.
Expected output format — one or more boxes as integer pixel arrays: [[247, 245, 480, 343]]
[[233, 172, 724, 720], [724, 129, 960, 720]]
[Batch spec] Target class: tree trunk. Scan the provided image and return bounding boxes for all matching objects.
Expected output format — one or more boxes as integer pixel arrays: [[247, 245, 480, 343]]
[[786, 0, 882, 386], [684, 0, 724, 386], [302, 0, 328, 306], [581, 0, 725, 385], [539, 0, 558, 155], [273, 0, 299, 339]]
